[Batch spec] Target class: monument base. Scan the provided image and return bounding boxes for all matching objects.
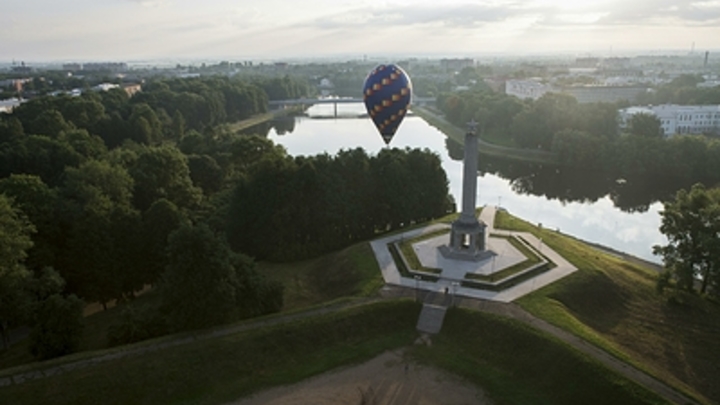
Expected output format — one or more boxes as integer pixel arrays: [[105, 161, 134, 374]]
[[439, 219, 495, 262], [438, 245, 496, 262]]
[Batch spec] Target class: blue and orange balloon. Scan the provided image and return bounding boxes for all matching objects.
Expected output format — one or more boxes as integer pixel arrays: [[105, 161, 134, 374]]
[[363, 64, 412, 145]]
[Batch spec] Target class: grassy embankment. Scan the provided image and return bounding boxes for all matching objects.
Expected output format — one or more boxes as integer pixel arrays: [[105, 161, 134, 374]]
[[257, 242, 385, 310], [0, 300, 420, 405], [414, 308, 670, 405], [2, 208, 706, 405], [412, 106, 558, 165], [496, 210, 719, 405]]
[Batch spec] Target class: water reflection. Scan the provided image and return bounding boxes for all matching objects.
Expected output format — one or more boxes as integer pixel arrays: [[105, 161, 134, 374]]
[[446, 136, 695, 214], [261, 103, 667, 262]]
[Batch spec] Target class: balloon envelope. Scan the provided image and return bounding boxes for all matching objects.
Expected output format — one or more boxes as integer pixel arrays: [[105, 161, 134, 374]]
[[363, 64, 412, 145]]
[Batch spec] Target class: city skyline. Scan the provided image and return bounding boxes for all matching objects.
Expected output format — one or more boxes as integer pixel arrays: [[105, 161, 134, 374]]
[[2, 0, 720, 62]]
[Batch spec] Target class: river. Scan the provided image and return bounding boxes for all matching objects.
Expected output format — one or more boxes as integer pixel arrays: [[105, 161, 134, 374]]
[[265, 102, 666, 263]]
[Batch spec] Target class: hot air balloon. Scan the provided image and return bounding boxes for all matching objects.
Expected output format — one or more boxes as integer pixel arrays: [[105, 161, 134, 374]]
[[363, 64, 412, 145]]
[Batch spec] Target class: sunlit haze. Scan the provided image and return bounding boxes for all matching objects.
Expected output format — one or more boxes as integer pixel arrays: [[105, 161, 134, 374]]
[[3, 0, 720, 62]]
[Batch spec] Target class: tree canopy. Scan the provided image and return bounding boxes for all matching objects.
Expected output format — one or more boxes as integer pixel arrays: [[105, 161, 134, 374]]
[[654, 184, 720, 296]]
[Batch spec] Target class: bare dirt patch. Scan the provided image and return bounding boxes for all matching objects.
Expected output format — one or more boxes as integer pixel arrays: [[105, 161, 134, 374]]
[[229, 350, 492, 405]]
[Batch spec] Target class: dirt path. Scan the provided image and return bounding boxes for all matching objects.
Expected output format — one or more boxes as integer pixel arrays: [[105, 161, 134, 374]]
[[230, 350, 492, 405]]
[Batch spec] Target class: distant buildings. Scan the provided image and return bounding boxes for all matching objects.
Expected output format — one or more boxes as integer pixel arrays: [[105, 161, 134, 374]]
[[61, 62, 128, 72], [619, 105, 720, 137], [560, 85, 648, 104], [440, 58, 474, 73], [505, 79, 648, 104]]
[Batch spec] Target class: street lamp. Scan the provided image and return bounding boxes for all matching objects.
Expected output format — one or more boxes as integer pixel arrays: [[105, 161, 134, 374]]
[[451, 281, 460, 307], [414, 275, 421, 302]]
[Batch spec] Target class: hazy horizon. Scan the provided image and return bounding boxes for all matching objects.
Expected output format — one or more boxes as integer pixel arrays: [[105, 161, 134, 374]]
[[3, 0, 720, 63]]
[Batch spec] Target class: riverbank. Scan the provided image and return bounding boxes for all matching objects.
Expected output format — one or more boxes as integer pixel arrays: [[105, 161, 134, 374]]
[[223, 108, 294, 133], [412, 106, 559, 165]]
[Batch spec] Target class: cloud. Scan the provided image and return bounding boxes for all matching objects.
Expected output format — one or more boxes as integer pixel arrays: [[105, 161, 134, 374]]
[[302, 1, 720, 32], [123, 0, 169, 7], [594, 0, 720, 25], [308, 3, 530, 30]]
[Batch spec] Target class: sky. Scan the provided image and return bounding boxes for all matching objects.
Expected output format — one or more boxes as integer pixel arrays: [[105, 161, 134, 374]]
[[3, 0, 720, 62]]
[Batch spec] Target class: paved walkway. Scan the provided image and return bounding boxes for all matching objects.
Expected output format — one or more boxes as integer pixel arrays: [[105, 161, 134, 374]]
[[370, 206, 578, 303]]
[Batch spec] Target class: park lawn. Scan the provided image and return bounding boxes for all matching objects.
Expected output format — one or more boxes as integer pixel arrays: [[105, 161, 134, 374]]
[[0, 300, 421, 405], [413, 308, 669, 405], [495, 209, 719, 405]]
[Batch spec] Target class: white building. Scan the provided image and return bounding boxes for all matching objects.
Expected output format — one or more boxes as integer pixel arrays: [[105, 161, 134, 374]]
[[619, 105, 720, 137], [505, 79, 552, 101], [0, 98, 24, 114], [92, 83, 120, 92]]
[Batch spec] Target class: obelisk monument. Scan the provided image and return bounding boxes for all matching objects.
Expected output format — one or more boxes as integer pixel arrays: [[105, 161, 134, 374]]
[[439, 120, 493, 261]]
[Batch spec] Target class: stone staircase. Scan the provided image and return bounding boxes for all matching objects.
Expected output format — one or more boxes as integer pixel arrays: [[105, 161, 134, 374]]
[[415, 291, 453, 334]]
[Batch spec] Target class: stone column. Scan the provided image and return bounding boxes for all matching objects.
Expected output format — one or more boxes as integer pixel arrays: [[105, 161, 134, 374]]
[[439, 120, 493, 262], [459, 121, 479, 225]]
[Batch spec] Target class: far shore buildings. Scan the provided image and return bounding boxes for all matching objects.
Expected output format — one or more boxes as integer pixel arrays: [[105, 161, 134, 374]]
[[619, 105, 720, 137], [505, 79, 648, 104]]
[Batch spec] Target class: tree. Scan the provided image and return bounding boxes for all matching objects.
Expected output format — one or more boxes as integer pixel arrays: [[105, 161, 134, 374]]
[[653, 184, 720, 295], [187, 154, 224, 195], [139, 199, 187, 285], [0, 175, 60, 270], [629, 113, 664, 138], [59, 160, 140, 304], [161, 224, 241, 331], [127, 145, 202, 211], [29, 293, 84, 360], [0, 195, 35, 350]]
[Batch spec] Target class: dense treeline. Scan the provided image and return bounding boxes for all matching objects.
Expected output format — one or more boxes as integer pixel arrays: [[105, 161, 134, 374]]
[[439, 87, 720, 194], [637, 74, 720, 105], [228, 147, 452, 261], [0, 74, 452, 358], [438, 89, 619, 150]]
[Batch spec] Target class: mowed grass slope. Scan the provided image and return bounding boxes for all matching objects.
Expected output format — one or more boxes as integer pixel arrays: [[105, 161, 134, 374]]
[[495, 210, 720, 404], [1, 242, 383, 371], [257, 242, 384, 310], [413, 308, 669, 405], [0, 300, 420, 405]]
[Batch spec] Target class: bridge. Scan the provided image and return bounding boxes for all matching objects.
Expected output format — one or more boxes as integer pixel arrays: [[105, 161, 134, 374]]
[[268, 97, 435, 117]]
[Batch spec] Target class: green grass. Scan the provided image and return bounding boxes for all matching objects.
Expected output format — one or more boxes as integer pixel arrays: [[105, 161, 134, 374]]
[[412, 308, 670, 405], [398, 229, 448, 274], [495, 209, 718, 405], [257, 242, 384, 311], [0, 300, 420, 405], [387, 243, 438, 282]]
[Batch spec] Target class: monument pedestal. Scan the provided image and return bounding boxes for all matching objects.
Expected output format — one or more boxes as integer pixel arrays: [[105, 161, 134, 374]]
[[439, 218, 495, 262]]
